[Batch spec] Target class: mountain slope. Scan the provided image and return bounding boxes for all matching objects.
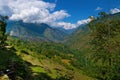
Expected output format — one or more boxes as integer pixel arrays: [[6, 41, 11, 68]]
[[66, 12, 120, 50], [65, 25, 90, 50], [64, 12, 120, 79], [7, 21, 67, 42], [2, 37, 96, 80]]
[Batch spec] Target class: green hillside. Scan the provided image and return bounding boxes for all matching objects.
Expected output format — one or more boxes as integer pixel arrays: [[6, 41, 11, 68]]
[[66, 25, 90, 50], [0, 37, 95, 80], [65, 12, 120, 80], [66, 12, 120, 50], [0, 12, 120, 80]]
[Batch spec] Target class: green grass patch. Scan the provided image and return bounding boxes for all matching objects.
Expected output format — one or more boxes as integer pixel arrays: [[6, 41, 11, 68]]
[[31, 66, 45, 73]]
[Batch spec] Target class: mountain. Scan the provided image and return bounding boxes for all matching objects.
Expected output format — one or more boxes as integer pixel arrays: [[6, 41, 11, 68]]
[[1, 12, 120, 80], [64, 25, 90, 50], [55, 27, 76, 34], [65, 12, 120, 50], [7, 21, 67, 42], [62, 12, 120, 79]]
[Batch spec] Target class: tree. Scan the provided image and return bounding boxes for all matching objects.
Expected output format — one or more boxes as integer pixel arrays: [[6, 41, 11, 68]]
[[0, 15, 8, 48], [89, 15, 120, 80], [98, 12, 108, 18]]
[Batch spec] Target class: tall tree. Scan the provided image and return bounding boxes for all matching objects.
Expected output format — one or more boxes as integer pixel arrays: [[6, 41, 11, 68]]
[[0, 15, 8, 48]]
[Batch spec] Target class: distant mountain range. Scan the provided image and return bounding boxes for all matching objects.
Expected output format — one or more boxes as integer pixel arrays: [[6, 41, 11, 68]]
[[6, 20, 88, 42], [7, 21, 68, 42]]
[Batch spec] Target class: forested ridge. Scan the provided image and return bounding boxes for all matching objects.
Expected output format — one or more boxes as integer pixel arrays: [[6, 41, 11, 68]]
[[0, 12, 120, 80]]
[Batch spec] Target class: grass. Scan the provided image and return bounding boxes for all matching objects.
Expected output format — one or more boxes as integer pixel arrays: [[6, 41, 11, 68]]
[[31, 66, 45, 73], [19, 52, 96, 80]]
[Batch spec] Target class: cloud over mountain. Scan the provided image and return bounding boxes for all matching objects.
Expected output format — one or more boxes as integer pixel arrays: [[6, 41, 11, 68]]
[[110, 8, 120, 14], [49, 18, 91, 30], [77, 18, 91, 25], [0, 0, 90, 30]]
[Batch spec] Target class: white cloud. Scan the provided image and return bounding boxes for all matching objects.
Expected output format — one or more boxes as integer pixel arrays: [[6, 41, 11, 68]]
[[110, 8, 120, 14], [42, 10, 70, 23], [95, 7, 102, 11], [55, 22, 76, 30], [77, 18, 91, 25], [0, 0, 91, 30], [0, 0, 69, 22], [50, 18, 91, 30]]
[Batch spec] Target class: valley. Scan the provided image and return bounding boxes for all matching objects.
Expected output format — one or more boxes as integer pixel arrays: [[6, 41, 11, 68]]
[[0, 0, 120, 80]]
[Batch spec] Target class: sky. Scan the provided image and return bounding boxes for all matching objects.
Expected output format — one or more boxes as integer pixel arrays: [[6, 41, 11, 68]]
[[0, 0, 120, 30], [51, 0, 120, 22]]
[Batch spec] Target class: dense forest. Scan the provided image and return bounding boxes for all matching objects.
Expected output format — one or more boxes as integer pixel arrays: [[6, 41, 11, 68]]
[[0, 12, 120, 80]]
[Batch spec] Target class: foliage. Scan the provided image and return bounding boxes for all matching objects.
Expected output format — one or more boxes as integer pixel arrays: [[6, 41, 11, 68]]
[[6, 36, 96, 80], [4, 12, 120, 80], [65, 12, 120, 80], [98, 12, 108, 18], [0, 49, 32, 80], [89, 12, 120, 80], [0, 15, 8, 48]]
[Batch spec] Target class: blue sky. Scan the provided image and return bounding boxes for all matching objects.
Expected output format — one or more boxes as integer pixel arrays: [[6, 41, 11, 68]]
[[45, 0, 120, 23], [0, 0, 120, 29]]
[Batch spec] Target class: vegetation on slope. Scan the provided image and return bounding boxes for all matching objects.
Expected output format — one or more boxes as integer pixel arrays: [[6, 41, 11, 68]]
[[88, 12, 120, 80], [1, 12, 120, 80], [66, 25, 90, 50], [65, 12, 120, 80], [0, 15, 95, 79], [6, 37, 95, 80]]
